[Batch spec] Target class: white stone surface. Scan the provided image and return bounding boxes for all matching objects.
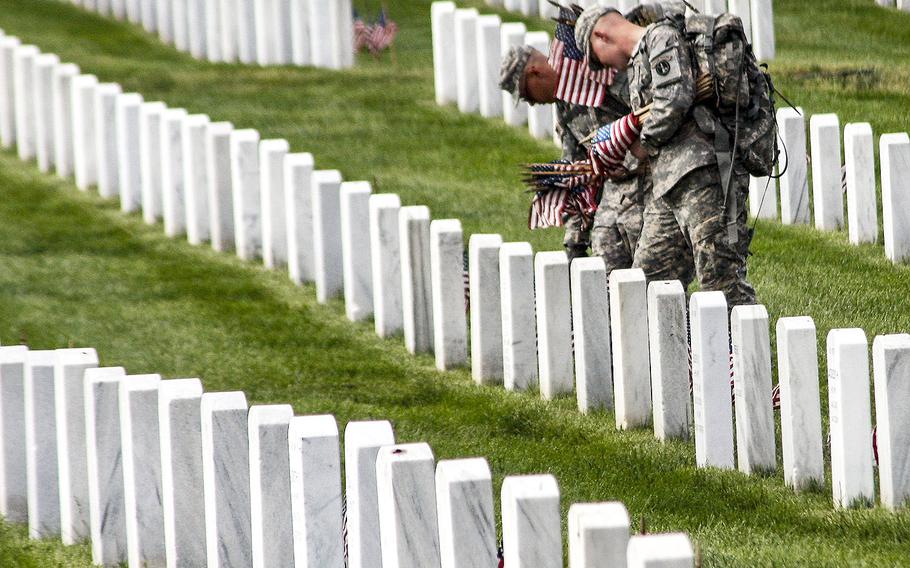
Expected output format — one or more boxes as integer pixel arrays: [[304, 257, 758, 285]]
[[33, 53, 59, 173], [648, 280, 690, 440], [748, 175, 777, 220], [750, 0, 775, 61], [400, 205, 435, 354], [880, 132, 910, 264], [254, 0, 278, 64], [72, 74, 99, 190], [690, 291, 734, 469], [827, 328, 874, 508], [518, 0, 537, 16], [54, 348, 99, 545], [0, 36, 22, 149], [538, 0, 558, 18], [777, 107, 809, 225], [126, 0, 141, 22], [119, 374, 166, 568], [312, 169, 345, 302], [172, 0, 189, 51], [187, 0, 207, 58], [626, 533, 695, 567], [454, 9, 479, 113], [344, 420, 395, 568], [85, 367, 129, 566], [157, 0, 173, 43], [341, 182, 375, 321], [872, 334, 910, 510], [183, 113, 211, 245], [161, 107, 188, 237], [0, 346, 29, 523], [221, 0, 240, 62], [501, 474, 561, 568], [260, 138, 290, 268], [205, 0, 223, 61], [525, 32, 554, 140], [369, 194, 404, 337], [727, 0, 752, 41], [776, 316, 824, 491], [609, 268, 651, 430], [330, 0, 354, 69], [810, 113, 843, 231], [95, 82, 123, 199], [568, 502, 630, 568], [207, 121, 235, 252], [432, 2, 457, 105], [731, 305, 776, 474], [285, 152, 315, 284], [159, 378, 207, 566], [116, 93, 144, 213], [307, 0, 336, 68], [500, 242, 537, 391], [230, 128, 263, 260], [501, 23, 528, 127], [12, 44, 38, 161], [469, 234, 503, 384], [843, 122, 878, 244], [139, 101, 166, 224], [289, 0, 311, 65], [571, 257, 612, 413], [288, 415, 344, 568], [435, 458, 497, 568], [237, 0, 259, 63], [430, 219, 468, 370], [24, 350, 60, 539], [377, 442, 441, 568], [534, 251, 573, 400], [249, 405, 295, 568], [201, 391, 252, 568], [141, 0, 158, 33]]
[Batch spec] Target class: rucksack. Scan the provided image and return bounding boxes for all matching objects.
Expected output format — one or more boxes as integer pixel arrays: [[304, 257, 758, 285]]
[[681, 13, 779, 177]]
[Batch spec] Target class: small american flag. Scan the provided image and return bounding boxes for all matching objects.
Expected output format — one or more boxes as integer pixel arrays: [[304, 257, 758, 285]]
[[589, 113, 641, 173], [548, 5, 616, 107], [353, 9, 398, 55], [526, 161, 599, 230], [353, 16, 369, 52]]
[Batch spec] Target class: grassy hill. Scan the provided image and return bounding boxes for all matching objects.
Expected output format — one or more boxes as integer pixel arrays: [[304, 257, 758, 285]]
[[0, 0, 909, 565]]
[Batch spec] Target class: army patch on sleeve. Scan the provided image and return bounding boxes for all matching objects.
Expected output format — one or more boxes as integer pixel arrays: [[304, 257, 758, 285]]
[[650, 47, 682, 89]]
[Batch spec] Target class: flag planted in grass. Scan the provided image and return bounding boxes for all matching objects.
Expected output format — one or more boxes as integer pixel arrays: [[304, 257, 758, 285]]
[[354, 9, 398, 56]]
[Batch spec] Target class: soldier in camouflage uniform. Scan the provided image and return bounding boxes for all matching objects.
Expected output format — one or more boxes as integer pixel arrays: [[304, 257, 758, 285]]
[[575, 6, 755, 306], [499, 45, 647, 274]]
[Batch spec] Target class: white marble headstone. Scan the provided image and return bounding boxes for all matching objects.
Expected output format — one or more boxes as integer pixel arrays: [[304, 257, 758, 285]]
[[0, 36, 22, 149], [827, 328, 874, 508], [207, 121, 236, 252], [12, 45, 39, 161], [341, 181, 375, 322], [161, 107, 188, 237], [221, 0, 240, 62], [172, 0, 190, 51], [476, 15, 502, 118], [626, 533, 694, 567], [609, 269, 652, 429], [748, 174, 777, 220], [312, 169, 345, 302], [289, 0, 311, 65], [157, 0, 173, 43], [568, 502, 630, 568], [187, 0, 208, 58], [571, 257, 612, 413], [535, 251, 573, 399], [249, 405, 295, 568], [430, 219, 468, 370], [435, 458, 497, 568], [230, 128, 263, 260], [501, 474, 562, 568], [183, 113, 212, 245], [141, 0, 158, 33], [201, 391, 252, 568], [288, 414, 344, 568], [138, 101, 167, 224], [843, 123, 877, 244], [731, 305, 776, 474], [116, 93, 144, 213], [284, 152, 315, 284], [500, 242, 537, 391], [872, 334, 910, 510], [25, 350, 60, 539], [0, 346, 29, 523], [647, 280, 690, 440], [204, 0, 223, 61], [400, 205, 435, 354], [344, 420, 395, 568], [880, 133, 910, 264], [750, 0, 775, 61], [94, 82, 123, 199], [369, 194, 404, 337], [259, 139, 290, 268], [236, 0, 258, 63], [809, 113, 843, 231], [500, 23, 528, 127], [71, 74, 99, 191], [454, 9, 480, 113], [376, 442, 441, 568], [307, 0, 336, 68], [776, 317, 824, 491], [33, 53, 59, 173], [469, 234, 504, 384], [776, 107, 809, 225]]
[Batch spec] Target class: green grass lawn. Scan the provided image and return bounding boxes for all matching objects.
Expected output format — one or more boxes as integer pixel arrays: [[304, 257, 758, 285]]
[[0, 0, 909, 565]]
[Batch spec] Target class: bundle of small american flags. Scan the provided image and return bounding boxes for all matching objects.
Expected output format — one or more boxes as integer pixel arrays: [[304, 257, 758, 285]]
[[548, 2, 616, 107], [353, 9, 398, 55], [523, 160, 601, 230]]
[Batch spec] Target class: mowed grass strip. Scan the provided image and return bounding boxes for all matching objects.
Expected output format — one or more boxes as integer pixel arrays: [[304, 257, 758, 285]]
[[0, 0, 908, 565]]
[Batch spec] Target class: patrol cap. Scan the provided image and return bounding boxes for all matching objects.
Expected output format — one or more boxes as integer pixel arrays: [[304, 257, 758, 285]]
[[499, 44, 535, 102], [574, 5, 620, 72]]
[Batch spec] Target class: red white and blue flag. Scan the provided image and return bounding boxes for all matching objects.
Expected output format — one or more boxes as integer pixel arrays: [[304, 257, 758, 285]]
[[527, 161, 599, 230], [589, 113, 641, 172], [548, 5, 616, 107]]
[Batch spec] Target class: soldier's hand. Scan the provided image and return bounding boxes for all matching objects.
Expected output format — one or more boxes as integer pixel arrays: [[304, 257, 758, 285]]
[[605, 165, 632, 181], [630, 139, 648, 160], [565, 246, 589, 262]]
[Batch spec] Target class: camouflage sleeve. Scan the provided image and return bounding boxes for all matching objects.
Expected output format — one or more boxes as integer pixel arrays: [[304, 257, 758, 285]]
[[556, 103, 588, 162], [563, 213, 591, 258], [639, 24, 696, 151]]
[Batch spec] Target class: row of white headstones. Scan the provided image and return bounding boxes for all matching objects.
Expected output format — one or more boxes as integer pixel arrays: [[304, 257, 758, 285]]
[[485, 0, 776, 61], [876, 0, 910, 9], [0, 347, 696, 567], [0, 27, 702, 568], [431, 2, 910, 264], [67, 0, 355, 68]]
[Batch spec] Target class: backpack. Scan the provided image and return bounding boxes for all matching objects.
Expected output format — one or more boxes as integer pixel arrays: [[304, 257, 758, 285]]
[[681, 13, 779, 177]]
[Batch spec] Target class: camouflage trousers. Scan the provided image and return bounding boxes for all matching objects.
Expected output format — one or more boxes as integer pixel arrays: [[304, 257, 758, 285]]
[[632, 167, 756, 308]]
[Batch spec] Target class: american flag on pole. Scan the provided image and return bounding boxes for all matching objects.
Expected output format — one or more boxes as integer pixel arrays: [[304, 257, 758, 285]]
[[548, 4, 616, 107], [527, 161, 600, 230], [353, 9, 398, 55], [589, 113, 641, 173]]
